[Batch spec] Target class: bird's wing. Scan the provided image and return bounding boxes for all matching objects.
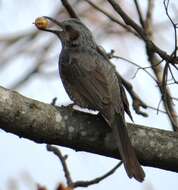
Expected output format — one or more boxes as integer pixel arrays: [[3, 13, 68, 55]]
[[96, 46, 133, 120], [67, 50, 124, 124]]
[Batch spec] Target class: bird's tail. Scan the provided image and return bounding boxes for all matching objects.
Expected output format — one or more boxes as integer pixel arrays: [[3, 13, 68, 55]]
[[112, 114, 145, 182]]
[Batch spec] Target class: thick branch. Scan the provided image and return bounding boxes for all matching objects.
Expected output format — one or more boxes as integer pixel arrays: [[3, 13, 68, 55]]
[[0, 86, 178, 173]]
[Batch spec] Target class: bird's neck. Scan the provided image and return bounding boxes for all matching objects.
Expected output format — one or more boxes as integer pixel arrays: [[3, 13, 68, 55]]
[[62, 37, 97, 50]]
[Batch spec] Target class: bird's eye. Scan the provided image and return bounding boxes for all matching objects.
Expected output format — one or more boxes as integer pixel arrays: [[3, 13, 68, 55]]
[[65, 25, 73, 31], [64, 24, 79, 41]]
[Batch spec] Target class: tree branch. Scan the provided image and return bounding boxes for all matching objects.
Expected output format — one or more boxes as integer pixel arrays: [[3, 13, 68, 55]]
[[61, 0, 79, 19], [47, 145, 73, 187], [107, 0, 178, 64], [0, 85, 178, 173], [84, 0, 139, 37], [143, 0, 178, 131], [133, 0, 145, 28]]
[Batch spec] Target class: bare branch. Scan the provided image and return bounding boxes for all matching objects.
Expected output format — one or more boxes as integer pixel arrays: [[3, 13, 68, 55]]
[[107, 0, 178, 64], [47, 145, 73, 186], [163, 0, 177, 58], [107, 0, 146, 39], [133, 0, 145, 28], [72, 161, 122, 188], [1, 86, 178, 172], [10, 41, 53, 90], [85, 0, 139, 37], [145, 0, 154, 36], [112, 55, 157, 82], [61, 0, 79, 19], [143, 0, 178, 131], [119, 74, 148, 117], [47, 144, 122, 188]]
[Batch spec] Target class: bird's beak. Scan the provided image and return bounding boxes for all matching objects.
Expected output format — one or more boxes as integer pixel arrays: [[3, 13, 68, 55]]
[[35, 16, 63, 35], [43, 16, 63, 29]]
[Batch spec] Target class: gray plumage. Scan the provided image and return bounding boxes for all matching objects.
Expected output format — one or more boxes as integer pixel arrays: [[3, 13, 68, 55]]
[[39, 17, 145, 182]]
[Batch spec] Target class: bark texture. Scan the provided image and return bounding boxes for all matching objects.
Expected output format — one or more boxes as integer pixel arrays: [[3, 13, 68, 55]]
[[0, 85, 178, 172]]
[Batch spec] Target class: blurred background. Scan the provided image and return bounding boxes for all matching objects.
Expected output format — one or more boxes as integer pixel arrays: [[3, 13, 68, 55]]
[[0, 0, 178, 189]]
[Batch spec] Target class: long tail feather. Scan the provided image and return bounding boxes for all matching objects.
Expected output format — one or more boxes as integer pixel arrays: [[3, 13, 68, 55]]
[[112, 114, 145, 182]]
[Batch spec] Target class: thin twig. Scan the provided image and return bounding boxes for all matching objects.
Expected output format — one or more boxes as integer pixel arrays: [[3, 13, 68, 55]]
[[72, 161, 122, 188], [85, 0, 139, 37], [133, 0, 145, 28], [162, 62, 178, 130], [107, 0, 178, 64], [163, 0, 177, 58], [9, 41, 52, 90], [46, 145, 122, 189], [107, 0, 146, 39], [61, 0, 79, 19], [112, 55, 157, 82], [118, 73, 148, 117], [144, 0, 178, 131], [51, 97, 58, 106], [47, 145, 73, 186]]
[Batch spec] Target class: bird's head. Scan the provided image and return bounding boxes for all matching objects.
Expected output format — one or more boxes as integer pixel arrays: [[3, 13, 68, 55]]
[[34, 16, 96, 48]]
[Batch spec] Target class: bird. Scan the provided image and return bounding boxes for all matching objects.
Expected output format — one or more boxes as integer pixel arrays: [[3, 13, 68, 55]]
[[35, 16, 145, 182]]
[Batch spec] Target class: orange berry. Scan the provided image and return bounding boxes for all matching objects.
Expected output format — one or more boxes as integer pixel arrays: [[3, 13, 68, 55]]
[[34, 17, 48, 29]]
